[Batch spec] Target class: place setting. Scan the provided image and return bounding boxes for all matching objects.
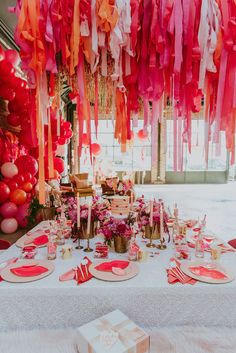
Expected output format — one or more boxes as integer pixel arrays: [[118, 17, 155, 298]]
[[0, 259, 55, 283]]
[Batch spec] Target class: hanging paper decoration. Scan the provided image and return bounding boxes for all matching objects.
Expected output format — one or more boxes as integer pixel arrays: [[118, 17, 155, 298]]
[[7, 0, 236, 194]]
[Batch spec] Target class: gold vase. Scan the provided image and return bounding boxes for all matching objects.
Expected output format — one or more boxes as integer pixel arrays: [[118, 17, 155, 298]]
[[144, 223, 160, 240], [79, 221, 97, 239], [114, 236, 129, 253]]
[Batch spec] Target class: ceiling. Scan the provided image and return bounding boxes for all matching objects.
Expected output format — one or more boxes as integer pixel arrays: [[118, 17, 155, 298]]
[[0, 0, 17, 33]]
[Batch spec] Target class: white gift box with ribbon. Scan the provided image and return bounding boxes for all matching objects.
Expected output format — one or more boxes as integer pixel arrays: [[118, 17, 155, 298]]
[[76, 310, 149, 353]]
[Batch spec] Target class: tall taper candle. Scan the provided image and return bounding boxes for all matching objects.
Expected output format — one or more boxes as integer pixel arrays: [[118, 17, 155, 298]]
[[149, 200, 154, 227], [174, 203, 178, 219], [160, 202, 164, 241], [77, 192, 80, 228], [87, 202, 92, 235], [130, 191, 134, 209]]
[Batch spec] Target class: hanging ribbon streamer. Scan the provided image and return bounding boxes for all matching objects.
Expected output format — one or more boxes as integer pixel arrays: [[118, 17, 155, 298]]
[[12, 0, 236, 179]]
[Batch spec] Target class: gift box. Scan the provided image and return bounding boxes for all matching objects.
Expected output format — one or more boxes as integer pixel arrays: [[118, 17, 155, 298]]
[[76, 310, 149, 353]]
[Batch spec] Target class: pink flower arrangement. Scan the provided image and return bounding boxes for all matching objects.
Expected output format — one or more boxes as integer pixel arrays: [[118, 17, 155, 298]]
[[136, 198, 169, 234], [101, 217, 133, 245], [61, 195, 109, 225]]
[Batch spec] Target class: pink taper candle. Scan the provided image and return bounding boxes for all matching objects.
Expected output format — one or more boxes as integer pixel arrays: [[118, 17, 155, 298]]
[[77, 192, 80, 228], [150, 200, 154, 227], [87, 202, 92, 235]]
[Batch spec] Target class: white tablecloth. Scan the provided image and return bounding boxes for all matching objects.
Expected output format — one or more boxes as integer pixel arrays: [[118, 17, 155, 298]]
[[0, 221, 236, 332]]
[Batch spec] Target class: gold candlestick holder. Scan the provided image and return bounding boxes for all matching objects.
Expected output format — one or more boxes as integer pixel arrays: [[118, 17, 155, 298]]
[[146, 226, 156, 248], [74, 224, 83, 250], [75, 236, 83, 250], [84, 237, 93, 252], [157, 238, 167, 250]]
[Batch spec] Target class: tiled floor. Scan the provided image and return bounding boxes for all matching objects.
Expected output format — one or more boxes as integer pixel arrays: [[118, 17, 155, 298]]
[[135, 182, 236, 243]]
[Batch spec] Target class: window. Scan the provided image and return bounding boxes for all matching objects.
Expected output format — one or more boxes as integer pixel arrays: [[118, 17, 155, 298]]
[[166, 119, 227, 172], [79, 120, 151, 177]]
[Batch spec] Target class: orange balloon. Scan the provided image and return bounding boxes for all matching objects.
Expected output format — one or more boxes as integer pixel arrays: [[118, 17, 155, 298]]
[[22, 182, 33, 192], [10, 189, 27, 205]]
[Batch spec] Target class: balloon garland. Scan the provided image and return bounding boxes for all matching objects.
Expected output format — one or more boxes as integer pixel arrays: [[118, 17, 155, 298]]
[[0, 45, 73, 203], [4, 0, 236, 202]]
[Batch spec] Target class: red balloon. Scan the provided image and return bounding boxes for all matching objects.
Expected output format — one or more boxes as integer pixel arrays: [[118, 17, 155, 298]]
[[0, 182, 10, 204], [0, 202, 18, 218], [64, 129, 73, 139], [62, 121, 71, 130], [0, 45, 5, 61], [23, 172, 32, 183], [10, 189, 27, 205], [0, 60, 15, 76], [13, 174, 24, 186], [7, 113, 20, 127], [8, 96, 28, 114], [22, 182, 33, 192], [137, 129, 149, 141], [16, 202, 29, 228], [53, 157, 65, 174], [30, 176, 37, 186], [15, 156, 38, 176], [82, 133, 89, 146], [58, 136, 67, 145], [19, 130, 35, 149], [91, 143, 101, 156], [5, 50, 20, 67], [0, 87, 15, 101], [7, 180, 18, 191]]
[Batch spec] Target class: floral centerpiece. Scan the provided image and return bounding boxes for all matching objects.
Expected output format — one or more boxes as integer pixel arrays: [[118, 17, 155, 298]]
[[100, 212, 136, 253], [135, 197, 169, 239], [61, 194, 110, 238]]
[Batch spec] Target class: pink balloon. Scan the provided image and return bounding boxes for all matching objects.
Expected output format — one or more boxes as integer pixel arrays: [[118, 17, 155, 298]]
[[0, 202, 18, 218], [16, 202, 29, 228], [1, 162, 18, 178], [1, 218, 18, 234]]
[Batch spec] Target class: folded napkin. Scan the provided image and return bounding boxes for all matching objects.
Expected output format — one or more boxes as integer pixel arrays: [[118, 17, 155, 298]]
[[167, 258, 197, 285], [188, 241, 235, 253], [33, 235, 48, 246], [94, 260, 129, 272], [0, 257, 18, 281], [59, 257, 93, 285], [189, 266, 228, 279], [24, 236, 34, 245], [10, 265, 48, 277]]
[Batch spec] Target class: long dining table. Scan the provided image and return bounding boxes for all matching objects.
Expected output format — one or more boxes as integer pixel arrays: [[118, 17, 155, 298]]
[[0, 221, 236, 332]]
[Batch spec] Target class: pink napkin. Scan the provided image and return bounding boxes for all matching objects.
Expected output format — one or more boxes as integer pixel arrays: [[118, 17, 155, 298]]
[[189, 266, 228, 279], [59, 257, 93, 285], [24, 236, 34, 245], [33, 235, 48, 246], [0, 257, 18, 281], [95, 260, 129, 272], [10, 265, 48, 277], [59, 269, 75, 281], [167, 258, 197, 285]]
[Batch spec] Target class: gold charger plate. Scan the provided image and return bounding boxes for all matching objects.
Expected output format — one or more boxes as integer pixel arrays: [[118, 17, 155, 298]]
[[89, 260, 139, 282], [1, 260, 55, 283], [180, 260, 234, 284]]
